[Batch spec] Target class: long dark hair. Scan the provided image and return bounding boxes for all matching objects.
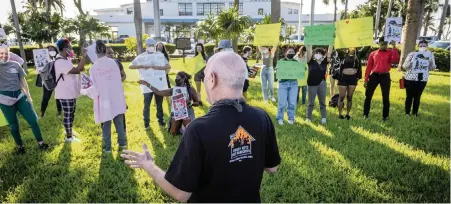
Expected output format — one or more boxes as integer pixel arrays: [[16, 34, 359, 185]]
[[95, 40, 107, 54], [156, 42, 169, 61], [177, 71, 196, 101], [195, 43, 207, 60]]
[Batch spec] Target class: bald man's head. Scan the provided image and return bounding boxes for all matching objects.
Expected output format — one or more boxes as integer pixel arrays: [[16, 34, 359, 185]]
[[203, 51, 246, 104]]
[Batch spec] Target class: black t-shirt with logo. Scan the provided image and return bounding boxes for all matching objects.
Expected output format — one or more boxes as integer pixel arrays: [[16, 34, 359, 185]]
[[307, 58, 328, 86], [164, 101, 281, 203]]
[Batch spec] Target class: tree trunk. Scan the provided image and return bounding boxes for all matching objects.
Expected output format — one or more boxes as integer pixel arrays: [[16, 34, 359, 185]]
[[271, 0, 281, 67], [374, 0, 382, 38], [333, 0, 337, 21], [45, 0, 50, 14], [10, 0, 28, 72], [344, 0, 348, 19], [438, 0, 449, 39], [422, 12, 430, 36], [153, 0, 161, 39], [416, 1, 425, 38], [398, 0, 424, 70], [134, 0, 144, 54], [232, 0, 239, 52], [32, 0, 37, 7], [73, 0, 85, 16], [383, 0, 394, 35]]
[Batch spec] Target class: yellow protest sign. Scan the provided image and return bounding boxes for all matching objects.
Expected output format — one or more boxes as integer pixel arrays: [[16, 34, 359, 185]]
[[335, 17, 373, 49], [193, 54, 206, 75], [253, 23, 281, 46], [0, 109, 8, 127]]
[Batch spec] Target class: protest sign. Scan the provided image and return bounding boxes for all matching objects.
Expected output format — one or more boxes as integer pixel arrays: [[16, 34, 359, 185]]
[[297, 68, 309, 86], [253, 23, 281, 46], [0, 109, 7, 127], [412, 52, 431, 72], [304, 24, 336, 45], [335, 17, 373, 49], [32, 49, 50, 72], [172, 93, 188, 120], [193, 54, 206, 74], [136, 52, 169, 93], [276, 60, 306, 80], [86, 43, 98, 63], [385, 17, 403, 43]]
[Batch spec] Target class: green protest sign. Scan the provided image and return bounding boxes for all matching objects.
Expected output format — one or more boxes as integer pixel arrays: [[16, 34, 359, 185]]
[[276, 60, 306, 80], [304, 24, 336, 45]]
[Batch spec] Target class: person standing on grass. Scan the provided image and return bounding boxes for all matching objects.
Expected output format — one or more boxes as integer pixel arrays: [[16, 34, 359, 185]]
[[305, 45, 333, 124], [294, 46, 308, 105], [81, 41, 127, 153], [138, 71, 202, 136], [156, 41, 172, 110], [329, 50, 341, 97], [129, 37, 171, 129], [54, 38, 86, 142], [402, 40, 436, 117], [0, 45, 49, 154], [241, 46, 252, 99], [121, 51, 281, 203], [336, 47, 362, 120], [363, 37, 399, 121], [258, 45, 278, 103], [275, 47, 299, 125], [193, 43, 208, 99], [106, 47, 126, 82], [39, 45, 62, 118]]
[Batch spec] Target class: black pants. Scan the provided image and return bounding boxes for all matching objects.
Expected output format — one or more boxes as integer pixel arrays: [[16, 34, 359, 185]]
[[405, 80, 427, 115], [41, 86, 62, 116], [364, 73, 391, 118]]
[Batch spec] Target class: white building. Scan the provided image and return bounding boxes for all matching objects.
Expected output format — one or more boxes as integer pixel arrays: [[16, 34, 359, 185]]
[[92, 0, 339, 41]]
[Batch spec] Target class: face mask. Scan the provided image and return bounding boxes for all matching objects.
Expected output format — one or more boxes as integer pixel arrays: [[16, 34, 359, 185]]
[[147, 47, 155, 53], [67, 50, 75, 58], [175, 78, 184, 86], [314, 54, 323, 60], [49, 51, 57, 57], [287, 54, 295, 59], [263, 49, 268, 54], [419, 47, 427, 52]]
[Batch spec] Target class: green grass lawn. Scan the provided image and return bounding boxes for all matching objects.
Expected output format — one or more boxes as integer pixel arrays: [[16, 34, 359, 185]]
[[0, 58, 449, 202]]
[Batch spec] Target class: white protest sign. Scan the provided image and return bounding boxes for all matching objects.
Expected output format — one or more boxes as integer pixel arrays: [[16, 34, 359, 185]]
[[385, 17, 403, 43], [32, 49, 50, 71], [172, 93, 188, 120], [137, 52, 169, 93], [87, 43, 98, 63]]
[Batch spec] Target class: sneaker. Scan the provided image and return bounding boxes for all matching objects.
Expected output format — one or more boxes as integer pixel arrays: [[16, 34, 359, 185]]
[[38, 143, 49, 150], [103, 149, 112, 153], [144, 125, 150, 130], [383, 117, 389, 121], [158, 121, 166, 127], [364, 115, 369, 119], [271, 97, 276, 102], [339, 115, 345, 119], [57, 112, 62, 118], [406, 113, 410, 117], [321, 118, 327, 124], [17, 146, 26, 155], [287, 120, 294, 125], [305, 118, 311, 123], [65, 136, 80, 143], [278, 120, 284, 125], [345, 115, 351, 120]]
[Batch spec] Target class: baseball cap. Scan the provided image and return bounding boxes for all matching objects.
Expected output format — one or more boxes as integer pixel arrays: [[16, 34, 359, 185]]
[[145, 37, 156, 46], [218, 40, 232, 49]]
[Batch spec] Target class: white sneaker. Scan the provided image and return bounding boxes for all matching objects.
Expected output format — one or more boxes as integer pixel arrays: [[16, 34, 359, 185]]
[[65, 136, 80, 143], [305, 119, 311, 123], [278, 120, 284, 125], [288, 120, 294, 125], [271, 97, 276, 102], [321, 118, 327, 124]]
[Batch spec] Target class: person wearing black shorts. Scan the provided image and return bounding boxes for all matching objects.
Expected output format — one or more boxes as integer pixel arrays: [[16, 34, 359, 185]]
[[194, 43, 208, 99]]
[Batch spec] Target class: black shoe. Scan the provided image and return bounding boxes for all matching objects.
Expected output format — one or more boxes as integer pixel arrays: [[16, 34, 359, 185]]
[[17, 146, 26, 155], [339, 115, 345, 119], [159, 121, 166, 127], [363, 115, 369, 119], [383, 117, 389, 121], [346, 115, 351, 120], [39, 143, 49, 150]]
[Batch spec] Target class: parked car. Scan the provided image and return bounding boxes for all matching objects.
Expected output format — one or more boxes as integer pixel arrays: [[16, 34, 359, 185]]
[[113, 35, 129, 43], [429, 40, 450, 50], [416, 36, 439, 44], [289, 34, 304, 42]]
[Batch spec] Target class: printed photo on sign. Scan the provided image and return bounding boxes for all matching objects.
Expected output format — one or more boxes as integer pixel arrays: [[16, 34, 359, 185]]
[[228, 126, 256, 163], [412, 53, 430, 71], [384, 17, 403, 43], [32, 49, 50, 71], [81, 73, 92, 89], [0, 28, 6, 40], [172, 93, 188, 120]]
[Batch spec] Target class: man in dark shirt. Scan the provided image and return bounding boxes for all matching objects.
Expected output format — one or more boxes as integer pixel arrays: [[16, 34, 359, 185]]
[[121, 51, 281, 202]]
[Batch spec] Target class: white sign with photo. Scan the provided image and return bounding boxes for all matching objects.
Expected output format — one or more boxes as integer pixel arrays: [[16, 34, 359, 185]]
[[86, 43, 98, 63], [384, 17, 403, 43], [172, 93, 188, 120], [0, 28, 6, 40], [137, 52, 169, 93], [32, 49, 50, 71]]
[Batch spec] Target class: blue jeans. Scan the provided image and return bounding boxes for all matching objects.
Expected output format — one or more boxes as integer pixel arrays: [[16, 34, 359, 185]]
[[143, 92, 164, 127], [276, 80, 299, 121], [297, 86, 307, 105], [101, 114, 126, 151], [260, 66, 274, 101]]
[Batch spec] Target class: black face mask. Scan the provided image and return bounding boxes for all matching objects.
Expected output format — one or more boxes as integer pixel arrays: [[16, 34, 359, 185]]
[[175, 78, 184, 86], [287, 54, 295, 59]]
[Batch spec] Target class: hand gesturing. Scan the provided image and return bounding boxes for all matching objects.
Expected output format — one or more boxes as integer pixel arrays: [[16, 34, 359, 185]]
[[121, 143, 154, 170]]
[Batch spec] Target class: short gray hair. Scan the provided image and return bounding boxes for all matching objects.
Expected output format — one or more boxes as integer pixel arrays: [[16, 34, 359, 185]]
[[206, 51, 246, 90]]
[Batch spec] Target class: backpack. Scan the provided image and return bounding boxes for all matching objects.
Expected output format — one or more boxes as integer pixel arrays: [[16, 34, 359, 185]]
[[40, 57, 64, 90], [329, 94, 339, 108]]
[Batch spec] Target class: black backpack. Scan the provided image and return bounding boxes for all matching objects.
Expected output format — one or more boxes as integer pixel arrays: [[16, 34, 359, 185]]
[[329, 94, 339, 108], [40, 57, 64, 90]]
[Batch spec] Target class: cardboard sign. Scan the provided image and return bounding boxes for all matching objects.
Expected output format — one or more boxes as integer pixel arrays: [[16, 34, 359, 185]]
[[304, 24, 336, 45], [193, 54, 206, 74], [172, 93, 188, 120], [335, 17, 373, 49], [253, 23, 281, 46], [385, 17, 403, 43], [276, 60, 306, 80], [32, 49, 50, 71], [86, 43, 98, 63]]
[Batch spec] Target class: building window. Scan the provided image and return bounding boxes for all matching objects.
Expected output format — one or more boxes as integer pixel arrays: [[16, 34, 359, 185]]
[[258, 8, 263, 15], [178, 3, 193, 16], [126, 8, 133, 15], [288, 8, 292, 14], [294, 9, 298, 14], [160, 9, 163, 16], [197, 3, 225, 16], [228, 2, 243, 15]]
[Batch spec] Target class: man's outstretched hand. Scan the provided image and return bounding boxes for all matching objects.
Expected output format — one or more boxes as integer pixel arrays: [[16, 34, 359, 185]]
[[121, 143, 154, 171]]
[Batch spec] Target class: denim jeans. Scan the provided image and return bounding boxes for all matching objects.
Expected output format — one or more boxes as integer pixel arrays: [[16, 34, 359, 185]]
[[143, 92, 164, 127], [307, 80, 327, 120], [260, 66, 274, 101], [101, 114, 126, 151], [276, 80, 299, 121], [297, 86, 307, 105]]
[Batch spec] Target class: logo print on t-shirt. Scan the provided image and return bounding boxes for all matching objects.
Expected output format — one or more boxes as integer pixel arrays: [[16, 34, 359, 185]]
[[228, 126, 255, 163]]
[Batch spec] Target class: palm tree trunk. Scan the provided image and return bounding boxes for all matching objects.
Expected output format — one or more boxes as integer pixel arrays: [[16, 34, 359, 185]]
[[32, 0, 37, 7], [438, 0, 449, 39], [271, 0, 281, 66], [423, 12, 430, 36], [232, 0, 240, 52], [374, 0, 382, 38], [10, 0, 28, 72], [333, 0, 337, 21], [134, 0, 144, 54], [344, 0, 348, 19], [383, 0, 394, 35], [398, 0, 425, 70], [416, 1, 425, 38], [45, 0, 50, 14]]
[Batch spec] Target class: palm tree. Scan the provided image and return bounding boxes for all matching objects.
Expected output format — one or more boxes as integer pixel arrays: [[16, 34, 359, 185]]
[[216, 8, 251, 51], [343, 0, 348, 19], [37, 0, 64, 15], [398, 0, 425, 71], [194, 14, 219, 44], [133, 0, 143, 54], [10, 0, 28, 71], [422, 0, 438, 36], [322, 0, 338, 21], [438, 0, 449, 39]]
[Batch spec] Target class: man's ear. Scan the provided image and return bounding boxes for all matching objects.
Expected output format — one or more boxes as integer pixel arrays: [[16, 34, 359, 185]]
[[210, 72, 218, 89]]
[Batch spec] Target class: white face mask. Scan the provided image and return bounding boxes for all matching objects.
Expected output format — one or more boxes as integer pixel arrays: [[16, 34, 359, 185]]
[[419, 47, 427, 52], [263, 49, 268, 54], [147, 47, 155, 53], [49, 51, 57, 57], [314, 54, 323, 60]]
